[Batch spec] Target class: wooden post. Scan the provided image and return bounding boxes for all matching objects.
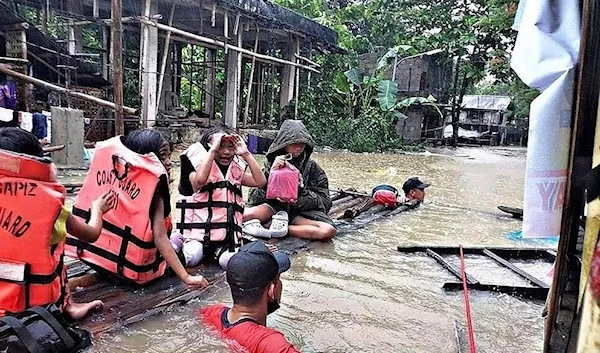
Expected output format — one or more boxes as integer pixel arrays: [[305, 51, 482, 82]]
[[156, 1, 176, 113], [205, 48, 216, 118], [253, 62, 263, 124], [279, 36, 299, 117], [101, 26, 110, 81], [139, 0, 158, 127], [545, 0, 600, 350], [111, 0, 124, 135], [41, 0, 48, 34], [307, 42, 313, 88], [243, 27, 258, 127], [67, 0, 83, 55], [294, 38, 300, 119], [224, 28, 242, 128]]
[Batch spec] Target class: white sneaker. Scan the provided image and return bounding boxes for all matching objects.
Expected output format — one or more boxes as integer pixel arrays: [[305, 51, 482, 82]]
[[268, 211, 289, 238], [242, 219, 272, 239]]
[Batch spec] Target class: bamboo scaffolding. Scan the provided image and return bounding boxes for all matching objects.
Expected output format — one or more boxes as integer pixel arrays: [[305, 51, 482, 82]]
[[0, 66, 136, 114], [138, 18, 320, 73]]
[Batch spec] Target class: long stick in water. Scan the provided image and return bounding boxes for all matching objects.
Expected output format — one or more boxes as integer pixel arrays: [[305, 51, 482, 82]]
[[459, 245, 477, 353]]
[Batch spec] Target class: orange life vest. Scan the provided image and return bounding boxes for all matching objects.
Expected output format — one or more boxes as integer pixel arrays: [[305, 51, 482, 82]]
[[176, 143, 246, 251], [0, 150, 67, 315], [64, 136, 170, 284]]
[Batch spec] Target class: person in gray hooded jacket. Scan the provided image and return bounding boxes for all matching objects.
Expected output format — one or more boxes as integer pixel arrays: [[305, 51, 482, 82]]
[[243, 120, 337, 241]]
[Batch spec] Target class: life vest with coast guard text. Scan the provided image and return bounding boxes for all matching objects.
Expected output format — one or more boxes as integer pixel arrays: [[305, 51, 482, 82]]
[[176, 142, 246, 251], [64, 136, 170, 284], [0, 149, 67, 315]]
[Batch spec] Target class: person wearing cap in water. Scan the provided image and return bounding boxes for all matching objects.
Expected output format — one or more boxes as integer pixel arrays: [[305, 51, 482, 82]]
[[399, 177, 430, 203], [200, 241, 299, 353], [371, 177, 430, 208]]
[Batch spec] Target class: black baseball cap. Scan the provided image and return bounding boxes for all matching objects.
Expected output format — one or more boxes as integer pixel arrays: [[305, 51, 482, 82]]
[[402, 177, 430, 194], [226, 242, 291, 292]]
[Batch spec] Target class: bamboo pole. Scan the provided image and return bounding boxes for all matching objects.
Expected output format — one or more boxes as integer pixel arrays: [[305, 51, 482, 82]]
[[138, 19, 320, 73], [156, 1, 176, 113], [27, 51, 64, 78], [0, 66, 136, 114], [243, 27, 259, 127], [295, 53, 320, 68]]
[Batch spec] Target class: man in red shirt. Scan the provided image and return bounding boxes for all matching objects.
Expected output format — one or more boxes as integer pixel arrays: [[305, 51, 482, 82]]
[[200, 241, 300, 353]]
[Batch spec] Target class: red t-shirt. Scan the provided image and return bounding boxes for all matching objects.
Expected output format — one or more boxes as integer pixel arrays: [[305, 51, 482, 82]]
[[200, 304, 301, 353]]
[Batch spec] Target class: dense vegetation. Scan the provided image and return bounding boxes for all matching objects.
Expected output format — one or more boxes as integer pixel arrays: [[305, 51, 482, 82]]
[[275, 0, 537, 151]]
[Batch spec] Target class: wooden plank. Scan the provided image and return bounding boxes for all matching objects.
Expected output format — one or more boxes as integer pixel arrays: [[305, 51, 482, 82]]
[[498, 205, 523, 219], [397, 245, 557, 260], [332, 195, 354, 206], [424, 249, 479, 285], [443, 282, 549, 300], [482, 249, 549, 288]]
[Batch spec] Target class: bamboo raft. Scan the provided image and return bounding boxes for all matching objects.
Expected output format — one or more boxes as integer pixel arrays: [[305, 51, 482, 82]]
[[68, 188, 419, 335]]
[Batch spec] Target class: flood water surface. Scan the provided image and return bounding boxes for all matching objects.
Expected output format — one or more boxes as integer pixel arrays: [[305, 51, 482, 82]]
[[88, 147, 545, 353]]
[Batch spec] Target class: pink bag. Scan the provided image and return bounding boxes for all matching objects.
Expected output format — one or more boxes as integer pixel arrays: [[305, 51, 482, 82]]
[[266, 164, 300, 202]]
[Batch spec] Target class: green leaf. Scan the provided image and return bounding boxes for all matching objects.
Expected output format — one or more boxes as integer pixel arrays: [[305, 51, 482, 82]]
[[377, 80, 398, 111], [344, 69, 364, 87], [334, 71, 351, 94], [393, 111, 408, 123]]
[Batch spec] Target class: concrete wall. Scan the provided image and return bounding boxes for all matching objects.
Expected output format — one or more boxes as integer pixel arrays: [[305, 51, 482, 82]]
[[51, 107, 84, 167]]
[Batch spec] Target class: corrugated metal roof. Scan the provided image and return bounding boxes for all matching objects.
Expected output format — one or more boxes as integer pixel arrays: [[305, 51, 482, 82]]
[[461, 95, 511, 110]]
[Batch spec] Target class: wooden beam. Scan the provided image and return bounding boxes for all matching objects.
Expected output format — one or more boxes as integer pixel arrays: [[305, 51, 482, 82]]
[[211, 4, 216, 27], [156, 1, 176, 114], [397, 245, 557, 260], [482, 249, 550, 288], [233, 13, 240, 36], [138, 19, 320, 73], [425, 248, 479, 285], [0, 57, 28, 64], [443, 282, 549, 300], [28, 51, 64, 78], [280, 36, 299, 116], [243, 27, 258, 127], [224, 27, 242, 128], [295, 53, 320, 68], [111, 0, 125, 134], [0, 65, 136, 114]]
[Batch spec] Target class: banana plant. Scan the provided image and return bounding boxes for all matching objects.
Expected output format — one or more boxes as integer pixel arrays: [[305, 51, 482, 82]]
[[334, 46, 442, 123]]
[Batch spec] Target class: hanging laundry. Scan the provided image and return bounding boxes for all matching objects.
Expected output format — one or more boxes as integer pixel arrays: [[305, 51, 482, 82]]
[[19, 111, 33, 132]]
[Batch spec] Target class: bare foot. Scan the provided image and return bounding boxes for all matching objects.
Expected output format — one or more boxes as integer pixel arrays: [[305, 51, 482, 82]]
[[64, 299, 104, 320]]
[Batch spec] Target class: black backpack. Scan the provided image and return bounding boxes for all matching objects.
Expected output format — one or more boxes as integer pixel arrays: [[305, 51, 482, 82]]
[[0, 305, 91, 353]]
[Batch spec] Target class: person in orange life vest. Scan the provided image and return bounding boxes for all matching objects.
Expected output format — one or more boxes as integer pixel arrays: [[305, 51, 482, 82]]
[[0, 127, 115, 320], [172, 127, 267, 269], [122, 129, 209, 287], [200, 241, 300, 353]]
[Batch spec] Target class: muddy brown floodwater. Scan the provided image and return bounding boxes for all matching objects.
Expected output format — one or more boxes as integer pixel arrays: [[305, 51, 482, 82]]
[[79, 146, 547, 353]]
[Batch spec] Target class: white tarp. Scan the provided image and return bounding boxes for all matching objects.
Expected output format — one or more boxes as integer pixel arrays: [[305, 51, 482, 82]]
[[442, 125, 479, 139], [511, 0, 580, 238]]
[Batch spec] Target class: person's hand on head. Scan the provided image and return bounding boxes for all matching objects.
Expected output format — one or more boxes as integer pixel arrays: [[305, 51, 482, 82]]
[[230, 134, 249, 156], [209, 133, 226, 154]]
